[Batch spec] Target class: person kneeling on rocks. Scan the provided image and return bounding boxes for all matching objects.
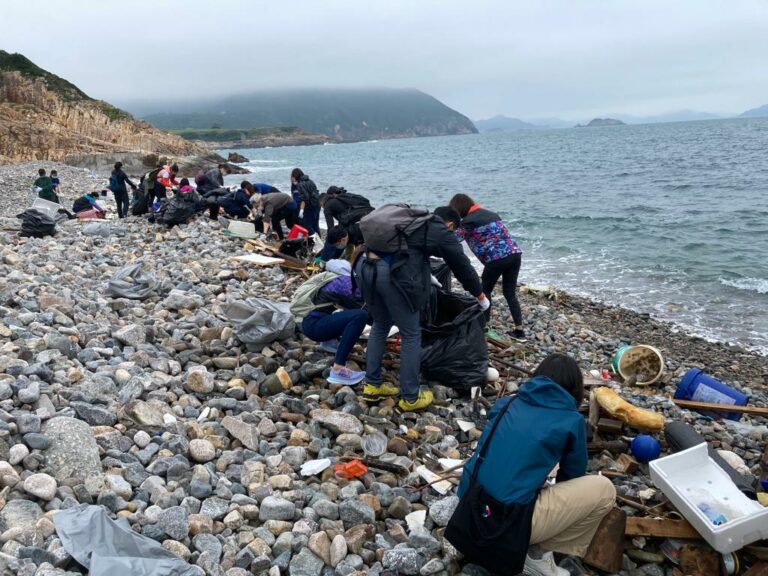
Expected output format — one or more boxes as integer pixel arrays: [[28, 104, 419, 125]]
[[455, 353, 616, 576], [215, 181, 255, 219], [291, 259, 367, 386], [72, 191, 106, 215]]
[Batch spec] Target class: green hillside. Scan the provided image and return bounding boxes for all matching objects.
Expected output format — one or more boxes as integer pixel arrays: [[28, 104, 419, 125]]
[[139, 88, 477, 142], [0, 50, 91, 101]]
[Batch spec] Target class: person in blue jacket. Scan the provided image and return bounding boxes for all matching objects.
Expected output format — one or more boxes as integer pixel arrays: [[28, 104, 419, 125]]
[[457, 354, 616, 576], [217, 181, 255, 219]]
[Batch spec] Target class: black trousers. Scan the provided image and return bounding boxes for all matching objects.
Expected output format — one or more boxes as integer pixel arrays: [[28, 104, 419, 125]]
[[272, 207, 297, 240], [114, 189, 130, 218], [482, 253, 523, 326]]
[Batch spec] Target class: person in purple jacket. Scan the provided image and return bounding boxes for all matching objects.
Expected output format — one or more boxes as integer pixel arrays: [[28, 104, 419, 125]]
[[300, 259, 368, 386], [446, 194, 526, 341]]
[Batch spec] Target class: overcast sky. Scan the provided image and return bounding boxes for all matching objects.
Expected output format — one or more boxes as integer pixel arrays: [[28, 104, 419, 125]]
[[2, 0, 767, 120]]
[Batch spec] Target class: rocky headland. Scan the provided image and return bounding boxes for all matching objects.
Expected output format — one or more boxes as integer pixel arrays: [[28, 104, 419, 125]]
[[0, 163, 765, 575]]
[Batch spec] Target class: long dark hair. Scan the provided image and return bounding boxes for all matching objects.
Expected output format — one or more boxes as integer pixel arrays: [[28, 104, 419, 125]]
[[533, 353, 584, 406], [448, 193, 475, 217], [291, 168, 304, 181]]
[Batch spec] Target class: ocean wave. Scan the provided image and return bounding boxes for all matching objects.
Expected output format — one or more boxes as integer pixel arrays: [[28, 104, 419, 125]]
[[719, 277, 768, 294]]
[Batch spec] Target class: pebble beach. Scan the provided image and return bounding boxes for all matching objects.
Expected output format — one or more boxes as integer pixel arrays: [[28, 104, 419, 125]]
[[0, 161, 767, 576]]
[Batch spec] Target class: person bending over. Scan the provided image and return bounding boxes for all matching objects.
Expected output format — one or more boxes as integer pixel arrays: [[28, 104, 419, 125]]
[[72, 191, 106, 215], [319, 225, 349, 263], [290, 168, 321, 235], [153, 163, 180, 202], [197, 164, 231, 197], [252, 190, 296, 239], [294, 259, 367, 386], [217, 181, 255, 219], [455, 353, 616, 576], [446, 194, 526, 341], [354, 206, 487, 411], [321, 186, 373, 243]]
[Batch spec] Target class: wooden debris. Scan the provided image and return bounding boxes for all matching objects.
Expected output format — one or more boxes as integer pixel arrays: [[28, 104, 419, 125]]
[[617, 453, 639, 474], [679, 544, 720, 576], [597, 418, 625, 435], [624, 517, 700, 539], [673, 399, 768, 417], [587, 440, 628, 454], [583, 508, 626, 573]]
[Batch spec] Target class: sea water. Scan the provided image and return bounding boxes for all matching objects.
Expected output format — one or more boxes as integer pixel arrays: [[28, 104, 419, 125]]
[[224, 117, 768, 352]]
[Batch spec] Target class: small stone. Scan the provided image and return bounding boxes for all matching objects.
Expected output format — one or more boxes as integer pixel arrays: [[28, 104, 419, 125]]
[[189, 439, 216, 462], [330, 534, 347, 567], [23, 473, 57, 501], [339, 499, 375, 528], [163, 540, 191, 561], [259, 496, 296, 522], [289, 547, 324, 576], [9, 444, 29, 465], [428, 495, 459, 527], [309, 409, 363, 435], [113, 324, 146, 347], [308, 531, 331, 565], [134, 430, 151, 448], [186, 365, 214, 394], [158, 506, 189, 540], [221, 416, 259, 451], [0, 500, 42, 532], [382, 548, 423, 575]]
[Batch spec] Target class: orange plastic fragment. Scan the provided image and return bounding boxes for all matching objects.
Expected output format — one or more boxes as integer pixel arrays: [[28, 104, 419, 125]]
[[333, 459, 369, 479]]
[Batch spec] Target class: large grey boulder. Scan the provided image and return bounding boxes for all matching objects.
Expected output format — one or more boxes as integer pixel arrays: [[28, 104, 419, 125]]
[[41, 416, 102, 483]]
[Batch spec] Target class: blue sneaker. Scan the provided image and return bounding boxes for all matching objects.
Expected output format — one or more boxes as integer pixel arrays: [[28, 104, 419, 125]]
[[327, 367, 366, 386], [319, 340, 339, 354]]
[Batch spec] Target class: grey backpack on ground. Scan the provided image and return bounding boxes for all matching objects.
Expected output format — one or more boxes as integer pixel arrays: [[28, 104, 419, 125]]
[[358, 203, 432, 252], [290, 271, 339, 322]]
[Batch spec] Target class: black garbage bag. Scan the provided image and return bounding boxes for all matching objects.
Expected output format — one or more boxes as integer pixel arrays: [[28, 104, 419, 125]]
[[421, 289, 487, 391], [17, 209, 56, 238], [155, 195, 196, 226]]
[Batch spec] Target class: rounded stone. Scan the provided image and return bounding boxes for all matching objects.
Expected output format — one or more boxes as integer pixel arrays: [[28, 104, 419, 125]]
[[23, 473, 57, 501], [189, 439, 216, 463]]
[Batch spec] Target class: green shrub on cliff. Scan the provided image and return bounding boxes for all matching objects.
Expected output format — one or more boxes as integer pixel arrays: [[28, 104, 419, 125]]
[[0, 50, 90, 101]]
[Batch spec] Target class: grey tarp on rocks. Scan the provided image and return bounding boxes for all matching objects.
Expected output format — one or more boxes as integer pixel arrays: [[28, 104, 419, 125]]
[[223, 297, 296, 350], [54, 504, 202, 576], [106, 262, 158, 300]]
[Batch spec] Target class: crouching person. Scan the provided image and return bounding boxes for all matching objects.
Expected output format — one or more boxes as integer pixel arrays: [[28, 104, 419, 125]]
[[291, 259, 367, 386], [451, 353, 616, 576]]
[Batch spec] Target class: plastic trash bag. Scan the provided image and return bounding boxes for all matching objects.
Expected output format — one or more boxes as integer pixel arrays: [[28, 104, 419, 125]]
[[420, 289, 488, 391], [107, 263, 158, 300], [83, 221, 111, 237], [223, 297, 296, 350], [54, 504, 202, 576], [17, 209, 56, 238]]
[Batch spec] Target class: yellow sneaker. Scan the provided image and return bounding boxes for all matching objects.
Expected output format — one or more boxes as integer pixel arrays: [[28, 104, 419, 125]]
[[398, 390, 434, 412], [362, 382, 400, 401]]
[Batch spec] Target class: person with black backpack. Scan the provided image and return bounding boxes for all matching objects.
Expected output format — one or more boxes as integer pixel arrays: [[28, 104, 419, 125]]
[[322, 186, 373, 245], [291, 168, 321, 235], [107, 162, 137, 218], [354, 204, 488, 411]]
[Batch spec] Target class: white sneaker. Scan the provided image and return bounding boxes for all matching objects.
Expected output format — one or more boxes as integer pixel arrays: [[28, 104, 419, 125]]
[[523, 551, 569, 576]]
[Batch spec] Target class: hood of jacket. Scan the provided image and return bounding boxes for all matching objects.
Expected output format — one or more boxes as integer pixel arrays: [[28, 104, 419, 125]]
[[517, 376, 578, 411]]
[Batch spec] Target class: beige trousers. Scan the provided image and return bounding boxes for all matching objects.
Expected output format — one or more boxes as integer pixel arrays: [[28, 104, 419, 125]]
[[529, 475, 616, 557]]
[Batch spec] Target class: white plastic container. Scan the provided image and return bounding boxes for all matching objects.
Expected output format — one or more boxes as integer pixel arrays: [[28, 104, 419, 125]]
[[650, 443, 768, 553], [31, 198, 62, 219]]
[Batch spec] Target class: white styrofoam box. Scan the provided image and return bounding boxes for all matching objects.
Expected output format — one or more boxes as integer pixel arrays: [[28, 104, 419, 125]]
[[31, 198, 62, 218], [650, 443, 768, 553]]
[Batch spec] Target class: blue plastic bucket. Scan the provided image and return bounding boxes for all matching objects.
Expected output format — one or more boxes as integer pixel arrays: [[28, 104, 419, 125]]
[[674, 369, 749, 421]]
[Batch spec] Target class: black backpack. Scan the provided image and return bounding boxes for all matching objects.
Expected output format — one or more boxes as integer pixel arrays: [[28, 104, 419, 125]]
[[335, 193, 374, 227]]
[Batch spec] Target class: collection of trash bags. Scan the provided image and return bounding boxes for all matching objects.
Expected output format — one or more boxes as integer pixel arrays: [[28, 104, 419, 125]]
[[17, 208, 56, 238], [223, 297, 296, 351], [421, 288, 488, 391]]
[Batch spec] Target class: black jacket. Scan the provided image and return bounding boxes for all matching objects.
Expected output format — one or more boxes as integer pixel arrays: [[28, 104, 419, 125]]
[[324, 192, 373, 229], [367, 216, 482, 313], [110, 169, 136, 193], [294, 175, 320, 209]]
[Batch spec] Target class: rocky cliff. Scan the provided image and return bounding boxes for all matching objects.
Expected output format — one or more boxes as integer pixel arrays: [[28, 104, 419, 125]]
[[0, 52, 210, 168]]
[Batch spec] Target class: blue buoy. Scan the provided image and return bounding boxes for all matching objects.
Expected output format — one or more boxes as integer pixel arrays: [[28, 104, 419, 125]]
[[631, 435, 661, 462]]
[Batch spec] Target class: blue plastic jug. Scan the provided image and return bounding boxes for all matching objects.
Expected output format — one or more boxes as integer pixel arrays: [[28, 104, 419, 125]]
[[674, 369, 749, 421]]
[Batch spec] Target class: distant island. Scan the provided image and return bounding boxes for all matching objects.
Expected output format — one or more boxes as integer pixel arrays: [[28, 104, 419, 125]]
[[740, 104, 768, 118], [474, 115, 545, 132], [576, 118, 626, 128], [131, 89, 478, 144]]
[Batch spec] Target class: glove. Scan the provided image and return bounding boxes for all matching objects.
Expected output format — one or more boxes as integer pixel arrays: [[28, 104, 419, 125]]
[[298, 209, 304, 219], [478, 295, 491, 311]]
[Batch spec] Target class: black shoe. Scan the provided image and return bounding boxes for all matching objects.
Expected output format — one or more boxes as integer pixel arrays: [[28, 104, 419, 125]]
[[510, 329, 527, 343]]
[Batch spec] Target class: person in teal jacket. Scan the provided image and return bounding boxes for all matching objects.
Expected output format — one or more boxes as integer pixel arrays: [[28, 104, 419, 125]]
[[457, 353, 616, 576]]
